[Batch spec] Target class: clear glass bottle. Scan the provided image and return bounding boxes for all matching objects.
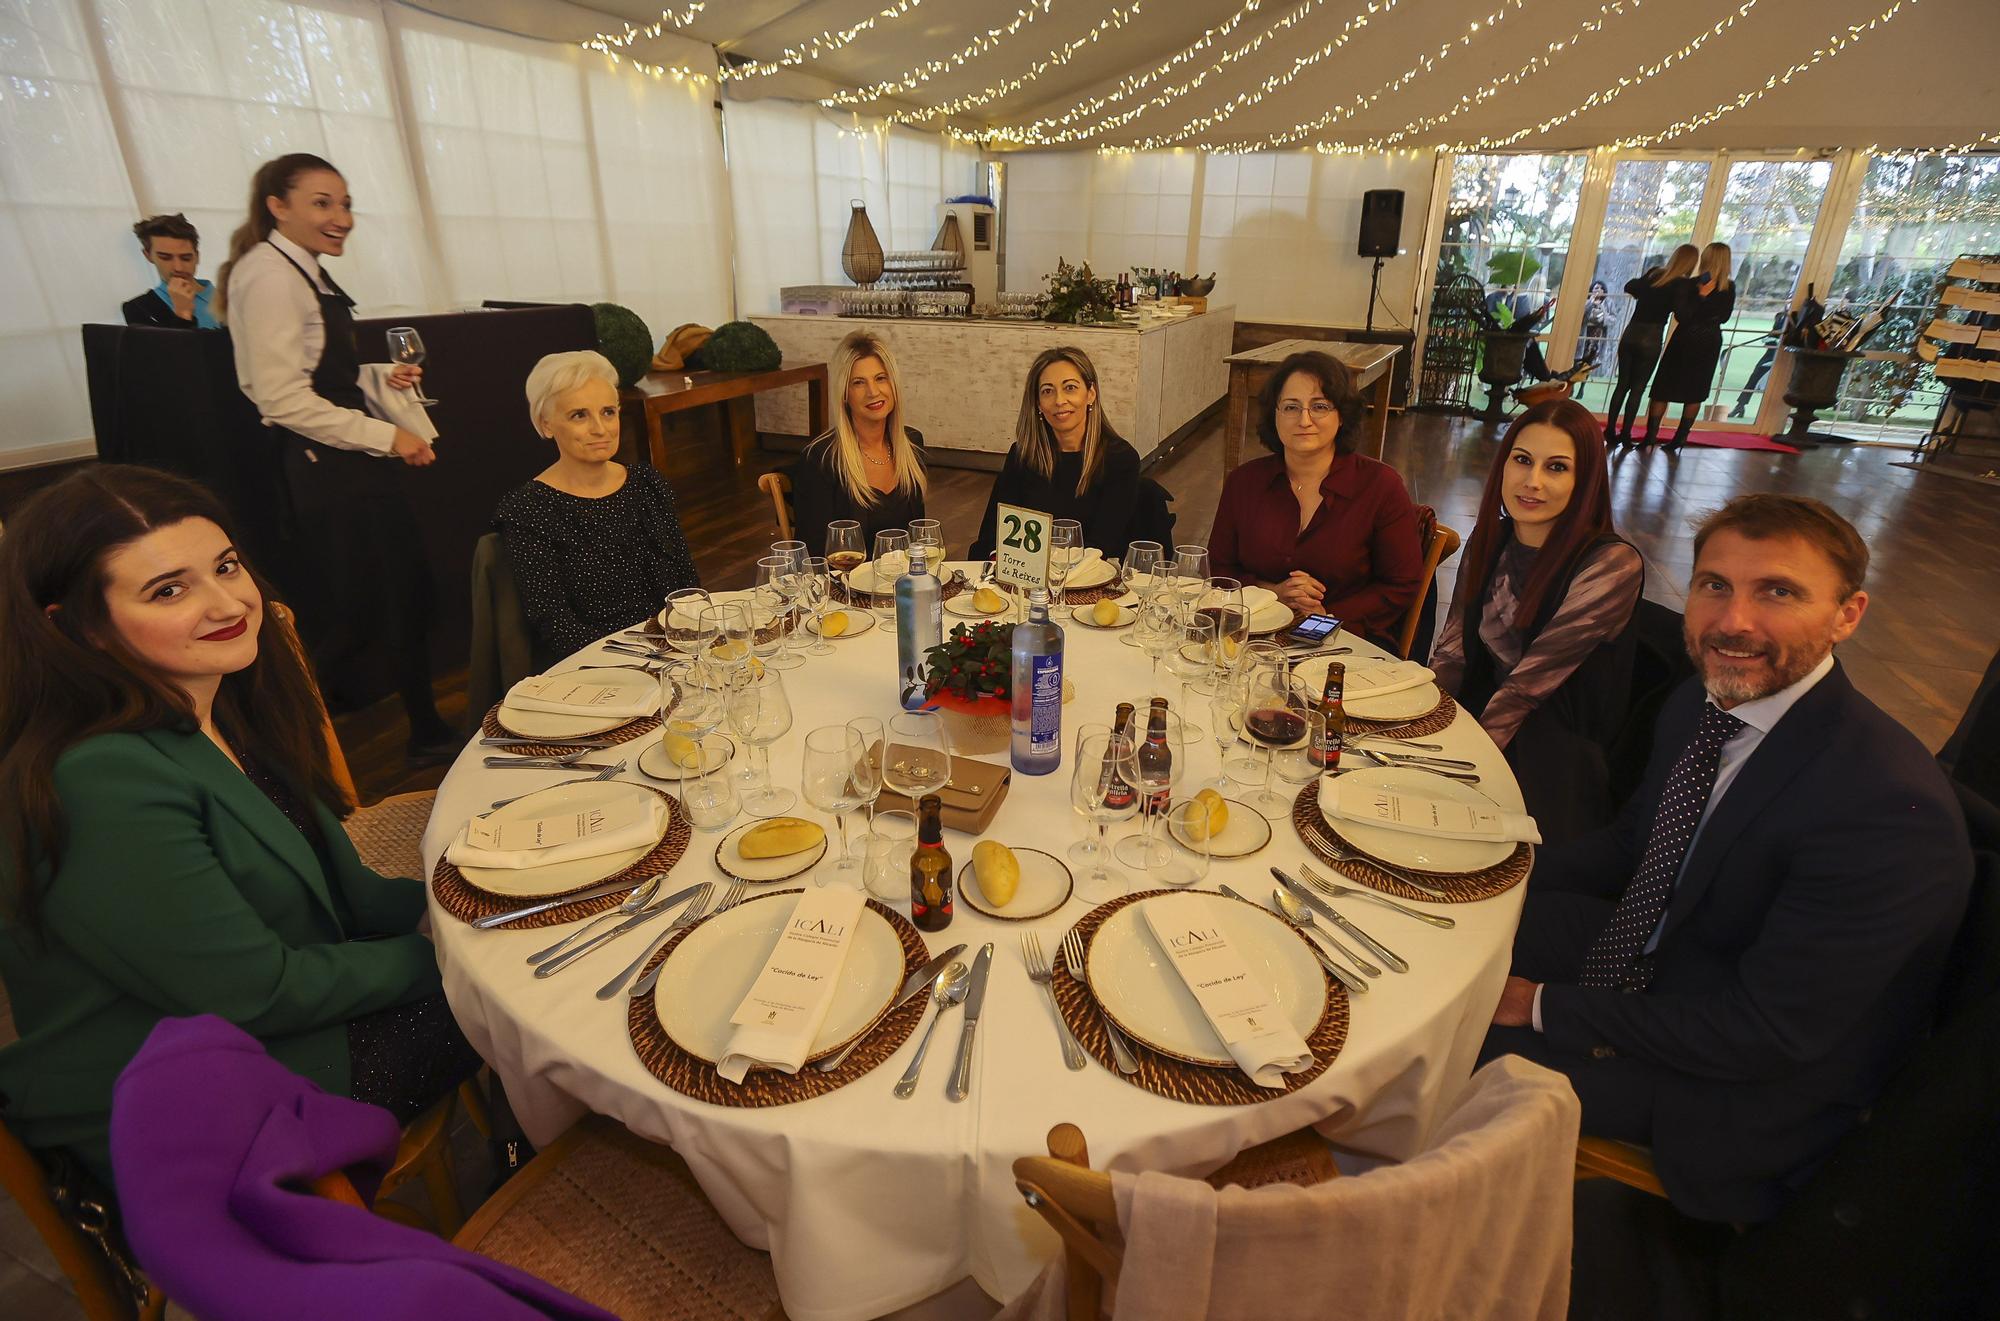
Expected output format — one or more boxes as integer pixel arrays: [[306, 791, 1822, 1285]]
[[1009, 587, 1064, 775], [895, 544, 942, 710]]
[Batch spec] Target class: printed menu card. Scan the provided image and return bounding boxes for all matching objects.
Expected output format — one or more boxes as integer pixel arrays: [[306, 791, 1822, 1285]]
[[447, 787, 666, 870], [1141, 896, 1313, 1088], [1325, 776, 1541, 844], [506, 673, 656, 718], [719, 886, 868, 1083]]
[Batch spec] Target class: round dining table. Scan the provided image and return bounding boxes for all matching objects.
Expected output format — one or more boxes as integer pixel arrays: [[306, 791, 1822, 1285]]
[[420, 570, 1528, 1321]]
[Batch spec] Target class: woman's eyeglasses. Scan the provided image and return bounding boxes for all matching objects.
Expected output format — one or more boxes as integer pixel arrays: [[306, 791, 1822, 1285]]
[[1276, 401, 1338, 420]]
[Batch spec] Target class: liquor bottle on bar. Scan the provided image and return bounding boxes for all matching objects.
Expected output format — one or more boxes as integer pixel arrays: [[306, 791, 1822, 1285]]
[[1138, 697, 1172, 816], [1311, 661, 1346, 770], [1010, 587, 1064, 775], [908, 794, 953, 932], [1102, 702, 1138, 811], [895, 544, 942, 710]]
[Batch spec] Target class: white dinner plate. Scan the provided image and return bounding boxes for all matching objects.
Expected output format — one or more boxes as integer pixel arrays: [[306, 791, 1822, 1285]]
[[956, 848, 1074, 920], [653, 893, 903, 1067], [497, 666, 659, 740], [1318, 766, 1515, 873], [945, 592, 1009, 618], [715, 818, 830, 883], [844, 557, 914, 595], [1087, 892, 1326, 1067], [637, 734, 734, 781], [658, 588, 774, 633], [1167, 798, 1272, 858], [454, 780, 666, 898], [806, 608, 876, 638], [1245, 600, 1296, 636], [1069, 602, 1133, 629], [1290, 656, 1443, 722]]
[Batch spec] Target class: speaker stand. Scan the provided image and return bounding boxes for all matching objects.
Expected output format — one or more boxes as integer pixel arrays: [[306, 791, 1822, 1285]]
[[1365, 256, 1386, 334]]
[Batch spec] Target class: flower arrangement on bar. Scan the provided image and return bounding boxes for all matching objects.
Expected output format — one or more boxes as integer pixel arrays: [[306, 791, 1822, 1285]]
[[922, 621, 1012, 714], [1041, 258, 1121, 325]]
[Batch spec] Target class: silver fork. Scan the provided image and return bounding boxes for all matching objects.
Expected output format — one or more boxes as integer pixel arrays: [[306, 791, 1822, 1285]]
[[1060, 928, 1139, 1075], [1303, 825, 1453, 900], [1022, 932, 1087, 1071], [613, 879, 747, 1000], [525, 875, 662, 965], [479, 736, 616, 750], [1299, 863, 1455, 929], [485, 758, 627, 812]]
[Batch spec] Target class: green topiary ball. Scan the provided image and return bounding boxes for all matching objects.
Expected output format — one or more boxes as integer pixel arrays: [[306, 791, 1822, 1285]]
[[694, 320, 782, 373], [591, 302, 654, 388]]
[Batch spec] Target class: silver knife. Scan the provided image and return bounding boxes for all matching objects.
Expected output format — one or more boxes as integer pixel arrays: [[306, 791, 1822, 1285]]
[[1219, 884, 1367, 995], [473, 874, 673, 929], [533, 882, 709, 978], [482, 756, 622, 771], [1274, 868, 1409, 973], [946, 943, 995, 1102], [816, 942, 968, 1072]]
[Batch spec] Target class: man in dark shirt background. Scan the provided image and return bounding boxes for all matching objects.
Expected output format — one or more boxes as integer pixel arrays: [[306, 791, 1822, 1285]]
[[121, 213, 218, 329]]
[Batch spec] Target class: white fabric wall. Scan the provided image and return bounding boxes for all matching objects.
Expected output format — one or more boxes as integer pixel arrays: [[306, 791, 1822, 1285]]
[[1001, 148, 1434, 328], [0, 0, 731, 468]]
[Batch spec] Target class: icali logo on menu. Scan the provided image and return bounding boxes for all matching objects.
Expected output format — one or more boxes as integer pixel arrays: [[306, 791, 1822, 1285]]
[[1166, 927, 1221, 950], [792, 917, 847, 938]]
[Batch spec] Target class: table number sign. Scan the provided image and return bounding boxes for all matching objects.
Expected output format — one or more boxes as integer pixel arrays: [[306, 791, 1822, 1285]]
[[993, 502, 1052, 593]]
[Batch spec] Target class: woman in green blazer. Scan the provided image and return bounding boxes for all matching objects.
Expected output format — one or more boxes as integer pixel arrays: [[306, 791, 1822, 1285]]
[[0, 465, 477, 1191]]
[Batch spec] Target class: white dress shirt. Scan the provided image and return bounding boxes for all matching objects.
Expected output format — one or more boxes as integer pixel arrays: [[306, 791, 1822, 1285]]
[[226, 231, 397, 456], [1531, 653, 1837, 1030]]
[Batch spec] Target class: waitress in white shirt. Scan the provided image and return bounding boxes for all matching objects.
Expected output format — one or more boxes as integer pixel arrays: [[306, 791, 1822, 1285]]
[[218, 152, 456, 763]]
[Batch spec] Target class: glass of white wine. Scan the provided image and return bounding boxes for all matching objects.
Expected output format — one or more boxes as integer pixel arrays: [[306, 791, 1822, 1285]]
[[385, 327, 438, 405]]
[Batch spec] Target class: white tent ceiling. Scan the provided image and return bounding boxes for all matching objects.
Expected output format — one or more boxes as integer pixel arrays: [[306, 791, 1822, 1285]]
[[433, 0, 2000, 152]]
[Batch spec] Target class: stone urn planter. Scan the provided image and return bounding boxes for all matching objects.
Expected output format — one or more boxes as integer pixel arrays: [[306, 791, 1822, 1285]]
[[1780, 347, 1860, 445], [1477, 330, 1532, 425]]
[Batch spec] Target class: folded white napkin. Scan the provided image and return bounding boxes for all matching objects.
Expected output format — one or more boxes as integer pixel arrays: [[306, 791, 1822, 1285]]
[[666, 588, 766, 631], [446, 789, 666, 870], [1324, 775, 1541, 845], [358, 363, 438, 441], [505, 673, 656, 720], [719, 886, 867, 1083], [1141, 896, 1313, 1089], [1340, 659, 1437, 698]]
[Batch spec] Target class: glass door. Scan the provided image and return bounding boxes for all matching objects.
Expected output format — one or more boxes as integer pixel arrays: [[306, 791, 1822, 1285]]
[[1572, 158, 1710, 414], [1704, 157, 1834, 424]]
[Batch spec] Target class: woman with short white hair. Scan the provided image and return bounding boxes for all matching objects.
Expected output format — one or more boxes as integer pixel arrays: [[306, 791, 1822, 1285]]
[[493, 350, 700, 664]]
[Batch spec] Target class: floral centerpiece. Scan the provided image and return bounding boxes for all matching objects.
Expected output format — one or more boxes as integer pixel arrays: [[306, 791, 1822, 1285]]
[[1041, 258, 1121, 325], [920, 617, 1074, 754]]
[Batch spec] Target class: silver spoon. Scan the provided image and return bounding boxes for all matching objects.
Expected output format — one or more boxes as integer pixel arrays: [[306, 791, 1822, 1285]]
[[524, 876, 662, 965], [893, 962, 970, 1099], [1272, 886, 1382, 977]]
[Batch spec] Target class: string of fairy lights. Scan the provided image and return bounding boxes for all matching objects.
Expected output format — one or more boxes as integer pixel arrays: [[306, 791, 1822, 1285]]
[[876, 4, 1145, 125], [820, 1, 1061, 107]]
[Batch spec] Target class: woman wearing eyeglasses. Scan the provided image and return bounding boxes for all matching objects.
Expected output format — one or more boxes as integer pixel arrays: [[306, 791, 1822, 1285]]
[[1209, 350, 1422, 647]]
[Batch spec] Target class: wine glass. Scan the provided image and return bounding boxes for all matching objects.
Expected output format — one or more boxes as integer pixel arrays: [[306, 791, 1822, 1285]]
[[1133, 597, 1179, 700], [1120, 540, 1163, 649], [1164, 797, 1213, 889], [826, 520, 865, 603], [1194, 577, 1247, 693], [1274, 708, 1329, 800], [385, 327, 438, 404], [870, 529, 909, 621], [1170, 545, 1211, 620], [754, 555, 802, 670], [1239, 648, 1306, 819], [802, 726, 866, 886], [907, 518, 944, 563], [771, 540, 808, 665], [725, 666, 795, 816], [699, 601, 754, 676], [1048, 518, 1083, 609], [1069, 725, 1140, 902], [845, 715, 885, 845], [681, 742, 740, 833], [662, 588, 713, 660], [1113, 707, 1183, 875], [1208, 669, 1256, 790], [800, 555, 834, 655], [1164, 614, 1215, 741], [882, 710, 951, 803]]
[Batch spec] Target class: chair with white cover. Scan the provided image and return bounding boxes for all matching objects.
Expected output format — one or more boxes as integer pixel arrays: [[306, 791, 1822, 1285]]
[[1002, 1055, 1580, 1321]]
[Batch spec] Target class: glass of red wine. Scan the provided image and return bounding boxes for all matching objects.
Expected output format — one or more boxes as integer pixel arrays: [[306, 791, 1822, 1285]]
[[1239, 649, 1307, 819]]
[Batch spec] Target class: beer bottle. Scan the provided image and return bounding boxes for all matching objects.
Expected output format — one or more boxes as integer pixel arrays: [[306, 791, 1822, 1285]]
[[909, 794, 953, 932], [1138, 697, 1172, 816], [1311, 662, 1346, 770], [1102, 702, 1137, 811]]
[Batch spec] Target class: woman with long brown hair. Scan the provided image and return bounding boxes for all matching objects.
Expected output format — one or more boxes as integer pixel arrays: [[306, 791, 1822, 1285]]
[[969, 345, 1144, 559], [221, 152, 456, 764], [0, 466, 478, 1191], [1604, 243, 1698, 445], [1429, 398, 1643, 842]]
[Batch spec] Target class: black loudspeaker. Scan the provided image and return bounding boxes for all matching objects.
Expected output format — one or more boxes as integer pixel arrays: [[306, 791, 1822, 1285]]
[[1358, 189, 1404, 257]]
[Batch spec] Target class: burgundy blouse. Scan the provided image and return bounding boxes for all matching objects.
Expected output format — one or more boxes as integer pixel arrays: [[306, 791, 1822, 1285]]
[[1209, 452, 1424, 641]]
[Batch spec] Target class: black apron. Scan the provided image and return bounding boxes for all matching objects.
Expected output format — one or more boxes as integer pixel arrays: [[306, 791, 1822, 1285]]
[[265, 240, 440, 725], [1456, 532, 1641, 846]]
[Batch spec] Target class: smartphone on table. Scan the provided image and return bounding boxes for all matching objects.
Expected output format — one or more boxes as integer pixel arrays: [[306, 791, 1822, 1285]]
[[1285, 613, 1342, 647]]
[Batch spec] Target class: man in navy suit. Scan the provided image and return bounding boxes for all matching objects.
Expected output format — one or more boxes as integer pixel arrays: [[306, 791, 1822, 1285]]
[[1483, 494, 1971, 1227]]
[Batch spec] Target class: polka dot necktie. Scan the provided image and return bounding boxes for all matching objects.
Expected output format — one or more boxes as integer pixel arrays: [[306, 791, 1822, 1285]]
[[1577, 702, 1746, 991]]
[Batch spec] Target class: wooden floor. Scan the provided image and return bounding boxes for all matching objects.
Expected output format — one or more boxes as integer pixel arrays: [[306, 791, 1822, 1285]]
[[4, 408, 1995, 1314]]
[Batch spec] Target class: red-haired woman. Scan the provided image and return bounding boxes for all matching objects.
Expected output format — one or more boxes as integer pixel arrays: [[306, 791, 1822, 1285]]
[[1429, 398, 1643, 842]]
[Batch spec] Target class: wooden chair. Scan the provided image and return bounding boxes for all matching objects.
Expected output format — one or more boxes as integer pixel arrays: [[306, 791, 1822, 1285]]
[[757, 470, 795, 541], [317, 1116, 787, 1320], [1393, 509, 1461, 661], [265, 601, 357, 807], [1013, 1124, 1340, 1320], [0, 1116, 166, 1320]]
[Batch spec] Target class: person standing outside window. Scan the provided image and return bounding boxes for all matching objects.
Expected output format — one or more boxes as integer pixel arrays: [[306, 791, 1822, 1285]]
[[122, 213, 218, 330]]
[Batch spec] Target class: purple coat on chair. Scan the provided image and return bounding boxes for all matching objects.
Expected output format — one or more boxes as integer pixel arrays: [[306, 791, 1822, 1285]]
[[110, 1015, 617, 1321]]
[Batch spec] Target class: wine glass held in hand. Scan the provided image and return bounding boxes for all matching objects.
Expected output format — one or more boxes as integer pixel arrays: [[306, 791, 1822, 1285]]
[[385, 327, 439, 405], [1069, 726, 1140, 901], [802, 726, 867, 885]]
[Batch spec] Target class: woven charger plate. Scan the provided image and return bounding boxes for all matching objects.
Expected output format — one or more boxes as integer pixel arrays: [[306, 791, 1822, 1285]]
[[1291, 784, 1532, 904], [628, 889, 930, 1107], [1343, 691, 1461, 740], [432, 785, 691, 929], [1055, 889, 1348, 1105], [481, 702, 663, 757]]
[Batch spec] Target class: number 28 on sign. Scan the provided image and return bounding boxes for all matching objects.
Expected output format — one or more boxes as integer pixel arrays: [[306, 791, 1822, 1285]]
[[993, 504, 1051, 592]]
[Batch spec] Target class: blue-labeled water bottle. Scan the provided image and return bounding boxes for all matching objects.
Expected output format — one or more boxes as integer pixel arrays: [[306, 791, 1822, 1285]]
[[895, 545, 942, 710], [1010, 587, 1064, 774]]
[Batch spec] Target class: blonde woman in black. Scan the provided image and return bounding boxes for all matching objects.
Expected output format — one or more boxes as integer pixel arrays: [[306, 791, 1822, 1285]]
[[1604, 243, 1697, 446], [1645, 241, 1736, 450]]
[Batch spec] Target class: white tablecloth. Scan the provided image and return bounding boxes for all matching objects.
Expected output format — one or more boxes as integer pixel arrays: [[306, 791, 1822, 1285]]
[[421, 574, 1525, 1321]]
